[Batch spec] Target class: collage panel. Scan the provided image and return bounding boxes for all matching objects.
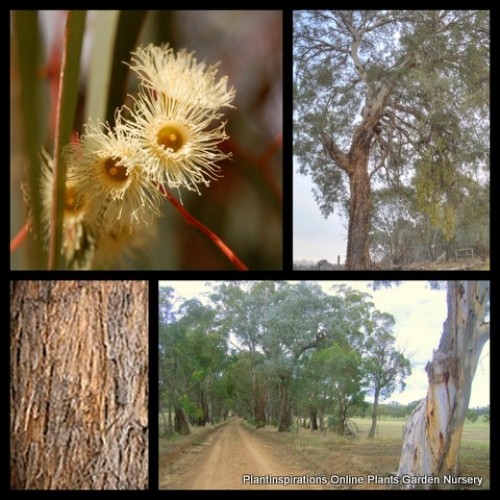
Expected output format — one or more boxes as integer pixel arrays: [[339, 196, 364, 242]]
[[10, 280, 149, 490], [158, 280, 489, 490], [293, 10, 489, 270], [11, 10, 282, 271]]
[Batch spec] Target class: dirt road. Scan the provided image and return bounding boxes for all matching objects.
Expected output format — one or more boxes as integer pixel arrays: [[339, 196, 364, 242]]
[[160, 419, 327, 490]]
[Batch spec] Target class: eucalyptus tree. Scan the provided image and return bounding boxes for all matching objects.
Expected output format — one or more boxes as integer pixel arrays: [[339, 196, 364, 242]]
[[210, 281, 278, 428], [159, 287, 190, 435], [294, 10, 490, 269], [211, 281, 356, 431], [159, 290, 228, 435], [298, 343, 366, 435], [262, 281, 338, 431], [175, 298, 226, 427], [371, 280, 490, 488], [262, 282, 375, 432], [370, 186, 421, 266], [362, 311, 411, 438]]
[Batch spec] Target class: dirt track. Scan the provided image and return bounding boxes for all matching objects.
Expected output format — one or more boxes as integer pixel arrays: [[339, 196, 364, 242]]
[[160, 419, 326, 490]]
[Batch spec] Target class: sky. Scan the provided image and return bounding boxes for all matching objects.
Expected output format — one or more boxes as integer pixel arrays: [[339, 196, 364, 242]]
[[293, 164, 348, 264], [159, 280, 490, 408]]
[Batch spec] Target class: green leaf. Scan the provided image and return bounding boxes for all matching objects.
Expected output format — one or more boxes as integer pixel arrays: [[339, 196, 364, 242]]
[[49, 10, 87, 269], [12, 11, 44, 267]]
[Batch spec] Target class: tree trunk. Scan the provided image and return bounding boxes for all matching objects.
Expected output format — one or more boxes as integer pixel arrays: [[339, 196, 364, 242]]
[[318, 406, 325, 431], [396, 281, 490, 489], [10, 280, 148, 490], [310, 407, 318, 431], [368, 387, 380, 439], [253, 375, 268, 428], [197, 387, 209, 426], [254, 392, 267, 429], [346, 165, 372, 270], [168, 402, 173, 434], [277, 377, 291, 432], [337, 398, 345, 435], [174, 406, 190, 436]]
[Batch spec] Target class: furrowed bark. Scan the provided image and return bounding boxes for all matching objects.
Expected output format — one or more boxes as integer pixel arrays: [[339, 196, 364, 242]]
[[10, 281, 148, 490]]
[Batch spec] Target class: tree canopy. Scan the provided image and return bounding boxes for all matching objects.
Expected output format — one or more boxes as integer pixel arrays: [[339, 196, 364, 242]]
[[294, 10, 490, 268], [159, 281, 411, 434]]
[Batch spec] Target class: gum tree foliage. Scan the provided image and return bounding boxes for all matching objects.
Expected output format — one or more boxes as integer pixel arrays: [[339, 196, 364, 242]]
[[159, 289, 228, 436], [212, 281, 345, 431], [209, 281, 280, 428], [362, 311, 411, 438], [159, 286, 190, 435], [370, 186, 419, 266], [294, 10, 489, 269], [212, 281, 376, 432], [296, 343, 366, 435], [371, 175, 489, 265]]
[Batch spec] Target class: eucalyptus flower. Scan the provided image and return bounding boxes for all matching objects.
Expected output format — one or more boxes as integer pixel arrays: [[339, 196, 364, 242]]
[[66, 111, 162, 234]]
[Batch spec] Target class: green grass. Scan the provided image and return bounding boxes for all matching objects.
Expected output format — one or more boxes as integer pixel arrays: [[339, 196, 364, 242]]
[[257, 417, 489, 489]]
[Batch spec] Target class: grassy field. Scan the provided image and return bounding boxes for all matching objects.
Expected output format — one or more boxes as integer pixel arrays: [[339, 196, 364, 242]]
[[258, 417, 490, 489]]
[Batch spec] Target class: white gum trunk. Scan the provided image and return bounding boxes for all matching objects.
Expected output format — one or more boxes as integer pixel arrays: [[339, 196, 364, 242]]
[[396, 281, 489, 489]]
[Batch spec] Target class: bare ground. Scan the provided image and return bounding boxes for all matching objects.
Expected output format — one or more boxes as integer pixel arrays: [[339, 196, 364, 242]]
[[159, 419, 328, 490]]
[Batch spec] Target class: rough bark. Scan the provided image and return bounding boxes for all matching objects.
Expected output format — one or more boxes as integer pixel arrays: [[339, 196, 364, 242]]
[[346, 165, 372, 269], [10, 280, 148, 490], [396, 281, 490, 489]]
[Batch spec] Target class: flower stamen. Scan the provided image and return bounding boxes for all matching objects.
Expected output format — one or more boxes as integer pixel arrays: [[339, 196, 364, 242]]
[[104, 157, 129, 182], [157, 125, 185, 152]]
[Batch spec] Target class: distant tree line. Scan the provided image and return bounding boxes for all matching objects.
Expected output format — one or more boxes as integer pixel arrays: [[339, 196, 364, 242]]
[[159, 281, 410, 438]]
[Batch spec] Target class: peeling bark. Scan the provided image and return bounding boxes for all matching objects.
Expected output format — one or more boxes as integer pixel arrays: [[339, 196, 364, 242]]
[[397, 281, 489, 489], [10, 281, 148, 490]]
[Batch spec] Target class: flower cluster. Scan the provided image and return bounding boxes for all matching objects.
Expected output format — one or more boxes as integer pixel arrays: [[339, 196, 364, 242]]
[[42, 43, 235, 269]]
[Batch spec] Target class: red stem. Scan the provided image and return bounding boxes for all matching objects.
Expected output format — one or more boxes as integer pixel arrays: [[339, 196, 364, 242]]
[[10, 220, 32, 253], [159, 185, 249, 271]]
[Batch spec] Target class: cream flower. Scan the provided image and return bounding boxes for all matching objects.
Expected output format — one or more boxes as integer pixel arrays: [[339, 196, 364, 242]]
[[66, 112, 162, 234], [121, 86, 231, 194], [39, 149, 94, 269], [128, 43, 236, 112], [121, 44, 235, 195]]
